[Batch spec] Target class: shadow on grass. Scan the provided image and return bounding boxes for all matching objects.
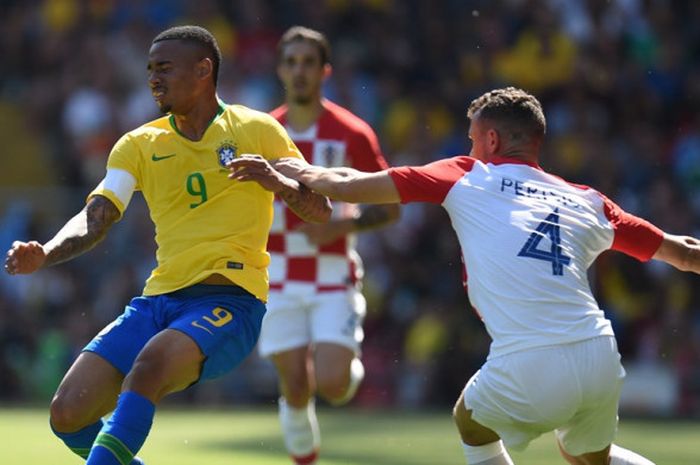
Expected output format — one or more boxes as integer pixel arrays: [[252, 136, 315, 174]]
[[199, 411, 458, 465]]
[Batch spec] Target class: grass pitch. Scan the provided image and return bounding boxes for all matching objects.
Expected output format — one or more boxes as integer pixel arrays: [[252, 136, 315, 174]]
[[0, 405, 696, 464]]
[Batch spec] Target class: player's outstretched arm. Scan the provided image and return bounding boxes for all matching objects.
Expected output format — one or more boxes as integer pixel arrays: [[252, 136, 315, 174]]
[[227, 155, 332, 223], [272, 158, 401, 205], [653, 233, 700, 274], [4, 195, 120, 275]]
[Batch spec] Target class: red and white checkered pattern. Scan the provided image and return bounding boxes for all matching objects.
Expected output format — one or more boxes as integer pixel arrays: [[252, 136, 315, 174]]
[[269, 100, 388, 294]]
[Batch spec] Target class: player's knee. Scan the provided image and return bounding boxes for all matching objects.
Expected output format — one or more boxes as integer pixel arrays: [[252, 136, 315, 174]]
[[452, 402, 472, 441], [452, 395, 466, 427], [452, 398, 500, 446], [316, 368, 349, 402], [557, 438, 611, 465], [557, 448, 582, 465], [50, 393, 86, 432]]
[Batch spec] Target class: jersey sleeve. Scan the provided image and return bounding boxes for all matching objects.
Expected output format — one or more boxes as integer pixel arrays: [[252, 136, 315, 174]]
[[86, 133, 142, 216], [103, 133, 142, 188], [600, 193, 664, 261], [257, 114, 303, 161], [347, 124, 389, 172], [388, 156, 475, 204]]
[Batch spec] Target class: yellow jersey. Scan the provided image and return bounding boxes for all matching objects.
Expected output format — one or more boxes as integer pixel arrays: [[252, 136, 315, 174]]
[[89, 102, 303, 301]]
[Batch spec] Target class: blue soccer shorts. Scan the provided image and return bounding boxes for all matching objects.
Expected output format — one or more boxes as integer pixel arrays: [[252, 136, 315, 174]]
[[83, 284, 266, 381]]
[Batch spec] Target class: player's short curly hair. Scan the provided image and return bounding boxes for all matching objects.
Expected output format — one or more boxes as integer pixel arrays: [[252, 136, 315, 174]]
[[152, 25, 222, 86], [278, 26, 331, 65], [468, 87, 546, 143]]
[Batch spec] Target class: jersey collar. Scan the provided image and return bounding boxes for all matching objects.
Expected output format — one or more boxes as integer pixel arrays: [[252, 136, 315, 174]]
[[488, 156, 542, 170], [168, 99, 227, 139]]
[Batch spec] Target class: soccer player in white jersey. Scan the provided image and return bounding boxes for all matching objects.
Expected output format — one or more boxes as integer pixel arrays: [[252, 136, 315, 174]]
[[229, 87, 700, 465]]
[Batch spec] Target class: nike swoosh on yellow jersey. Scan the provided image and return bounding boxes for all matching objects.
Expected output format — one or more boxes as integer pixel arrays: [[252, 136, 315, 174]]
[[151, 153, 177, 161]]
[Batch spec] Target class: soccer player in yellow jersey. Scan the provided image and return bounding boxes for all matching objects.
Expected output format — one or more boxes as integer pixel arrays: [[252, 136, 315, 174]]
[[4, 25, 331, 465]]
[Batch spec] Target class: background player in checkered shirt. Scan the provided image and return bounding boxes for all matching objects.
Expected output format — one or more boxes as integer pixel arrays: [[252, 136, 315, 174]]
[[256, 26, 400, 465], [231, 87, 700, 465]]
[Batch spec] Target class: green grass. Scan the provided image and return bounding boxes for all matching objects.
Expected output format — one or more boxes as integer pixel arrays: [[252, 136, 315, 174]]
[[0, 406, 696, 464]]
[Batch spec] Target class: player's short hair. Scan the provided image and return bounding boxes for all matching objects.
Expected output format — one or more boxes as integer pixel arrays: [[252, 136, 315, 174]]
[[467, 87, 546, 143], [152, 25, 222, 86], [277, 26, 331, 65]]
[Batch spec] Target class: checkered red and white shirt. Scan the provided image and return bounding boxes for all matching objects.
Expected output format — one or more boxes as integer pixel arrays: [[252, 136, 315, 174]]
[[268, 99, 389, 294]]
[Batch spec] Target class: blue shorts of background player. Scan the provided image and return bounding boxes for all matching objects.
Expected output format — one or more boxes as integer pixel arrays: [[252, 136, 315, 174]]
[[85, 284, 267, 381]]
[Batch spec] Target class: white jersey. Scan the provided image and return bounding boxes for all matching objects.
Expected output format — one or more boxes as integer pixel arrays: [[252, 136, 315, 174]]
[[389, 156, 663, 358]]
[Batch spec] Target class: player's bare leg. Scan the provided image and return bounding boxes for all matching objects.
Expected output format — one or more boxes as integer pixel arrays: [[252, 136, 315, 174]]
[[121, 328, 204, 402], [557, 440, 655, 465], [83, 329, 204, 465], [453, 391, 514, 465], [557, 441, 609, 465], [273, 346, 314, 407], [49, 352, 144, 464], [314, 342, 363, 405], [272, 346, 320, 464], [50, 352, 124, 433]]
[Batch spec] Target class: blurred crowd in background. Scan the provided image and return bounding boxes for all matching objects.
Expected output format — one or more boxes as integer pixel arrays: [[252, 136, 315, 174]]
[[1, 0, 699, 416]]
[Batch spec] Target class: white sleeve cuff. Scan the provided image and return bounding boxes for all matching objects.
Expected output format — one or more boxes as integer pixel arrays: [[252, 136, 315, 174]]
[[100, 168, 137, 210]]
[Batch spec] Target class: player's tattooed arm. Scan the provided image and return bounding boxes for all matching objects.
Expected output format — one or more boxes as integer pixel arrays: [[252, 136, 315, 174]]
[[5, 195, 120, 275], [227, 155, 332, 223], [43, 195, 120, 267], [278, 181, 332, 224]]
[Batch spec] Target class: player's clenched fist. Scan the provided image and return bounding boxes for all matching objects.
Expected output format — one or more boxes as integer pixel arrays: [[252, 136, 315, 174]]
[[4, 240, 46, 275]]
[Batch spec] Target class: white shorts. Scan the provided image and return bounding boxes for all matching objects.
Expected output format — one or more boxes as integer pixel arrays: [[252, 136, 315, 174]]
[[258, 289, 366, 358], [463, 336, 625, 456]]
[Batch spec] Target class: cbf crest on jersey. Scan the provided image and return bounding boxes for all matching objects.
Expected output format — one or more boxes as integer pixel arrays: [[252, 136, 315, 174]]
[[216, 141, 238, 167]]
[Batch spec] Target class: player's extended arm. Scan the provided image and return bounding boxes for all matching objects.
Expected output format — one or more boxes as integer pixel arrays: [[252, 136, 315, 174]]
[[279, 181, 333, 224], [272, 158, 401, 204], [4, 195, 120, 275], [652, 233, 700, 274], [227, 155, 332, 223]]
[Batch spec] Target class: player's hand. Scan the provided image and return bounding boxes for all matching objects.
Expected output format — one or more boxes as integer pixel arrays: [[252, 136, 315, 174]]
[[227, 154, 294, 193], [270, 157, 308, 180], [296, 220, 354, 246], [4, 240, 47, 275]]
